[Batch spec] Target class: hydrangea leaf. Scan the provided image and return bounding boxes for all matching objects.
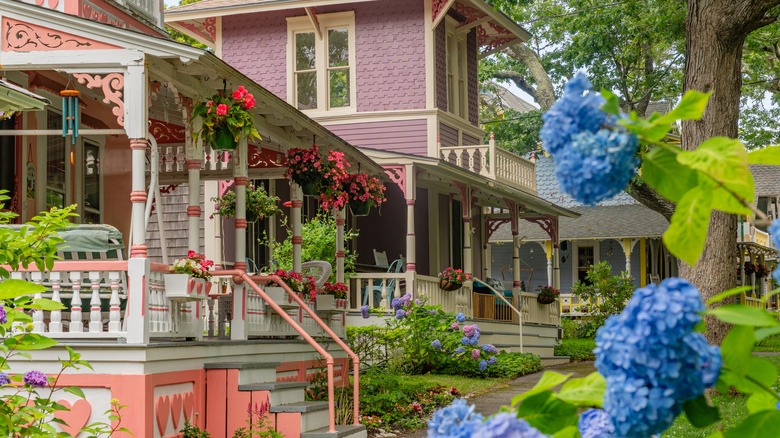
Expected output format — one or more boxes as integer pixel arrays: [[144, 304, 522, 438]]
[[747, 146, 780, 165], [746, 391, 778, 414], [677, 137, 754, 215], [655, 90, 711, 124], [552, 426, 579, 438], [515, 391, 578, 434], [28, 298, 65, 311], [721, 325, 754, 376], [724, 410, 780, 437], [707, 286, 755, 306], [0, 279, 45, 300], [600, 89, 620, 116], [683, 394, 721, 428], [663, 186, 712, 266], [4, 333, 58, 351], [512, 371, 572, 405], [754, 326, 780, 342], [555, 372, 605, 407], [707, 305, 780, 327], [64, 386, 86, 399], [641, 147, 699, 202]]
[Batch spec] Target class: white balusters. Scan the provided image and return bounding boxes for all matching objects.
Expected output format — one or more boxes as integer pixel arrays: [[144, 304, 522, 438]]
[[29, 272, 46, 333], [108, 272, 122, 332], [69, 272, 83, 333], [49, 272, 63, 333], [89, 272, 103, 333]]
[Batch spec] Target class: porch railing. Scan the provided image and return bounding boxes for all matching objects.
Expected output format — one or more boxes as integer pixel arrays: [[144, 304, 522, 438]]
[[115, 0, 163, 28], [418, 275, 473, 317], [439, 138, 536, 194], [520, 292, 560, 326]]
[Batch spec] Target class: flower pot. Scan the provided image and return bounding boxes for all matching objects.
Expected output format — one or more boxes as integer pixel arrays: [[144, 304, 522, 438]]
[[301, 181, 320, 197], [349, 200, 371, 217], [263, 286, 299, 309], [537, 294, 556, 305], [439, 279, 462, 292], [316, 294, 335, 311], [211, 126, 237, 151], [164, 274, 211, 302], [246, 209, 259, 224]]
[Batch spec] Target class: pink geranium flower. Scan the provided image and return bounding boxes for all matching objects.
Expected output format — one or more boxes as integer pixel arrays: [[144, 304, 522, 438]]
[[216, 104, 228, 116]]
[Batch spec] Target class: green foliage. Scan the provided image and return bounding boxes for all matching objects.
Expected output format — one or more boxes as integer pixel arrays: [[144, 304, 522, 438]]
[[571, 261, 635, 329], [264, 212, 358, 281], [165, 0, 208, 50], [210, 184, 281, 220], [554, 339, 597, 362], [182, 418, 211, 438], [561, 318, 599, 339], [346, 325, 400, 370], [438, 352, 542, 379]]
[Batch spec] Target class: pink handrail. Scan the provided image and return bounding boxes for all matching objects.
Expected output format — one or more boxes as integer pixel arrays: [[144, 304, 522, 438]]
[[249, 274, 361, 427]]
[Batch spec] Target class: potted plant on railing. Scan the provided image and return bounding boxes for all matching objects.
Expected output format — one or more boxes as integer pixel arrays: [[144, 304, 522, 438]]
[[210, 183, 281, 223], [192, 85, 261, 151], [317, 281, 348, 311], [165, 250, 214, 302], [438, 267, 469, 291], [343, 173, 386, 216], [536, 285, 560, 304], [264, 269, 316, 308]]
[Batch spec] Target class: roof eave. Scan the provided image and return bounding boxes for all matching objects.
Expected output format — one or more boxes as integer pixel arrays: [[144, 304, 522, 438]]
[[165, 0, 379, 22], [466, 0, 532, 42]]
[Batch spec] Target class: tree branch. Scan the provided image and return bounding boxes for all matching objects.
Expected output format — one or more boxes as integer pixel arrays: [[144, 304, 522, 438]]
[[627, 178, 676, 222], [504, 44, 557, 110], [492, 70, 540, 102]]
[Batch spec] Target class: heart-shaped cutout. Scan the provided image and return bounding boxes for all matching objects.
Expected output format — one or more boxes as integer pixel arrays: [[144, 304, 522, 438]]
[[183, 392, 194, 421], [156, 395, 171, 435], [188, 279, 196, 293], [170, 394, 183, 429], [54, 399, 92, 436]]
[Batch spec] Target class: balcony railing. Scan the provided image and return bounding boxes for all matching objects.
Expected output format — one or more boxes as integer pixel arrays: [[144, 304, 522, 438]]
[[115, 0, 163, 28], [439, 137, 536, 194]]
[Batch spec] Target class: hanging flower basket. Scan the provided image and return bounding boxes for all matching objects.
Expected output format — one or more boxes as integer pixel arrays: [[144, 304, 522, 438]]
[[211, 125, 237, 151], [536, 285, 559, 304], [301, 180, 321, 197], [537, 294, 556, 304], [210, 183, 280, 223], [439, 279, 462, 292], [192, 86, 261, 152], [349, 200, 371, 217]]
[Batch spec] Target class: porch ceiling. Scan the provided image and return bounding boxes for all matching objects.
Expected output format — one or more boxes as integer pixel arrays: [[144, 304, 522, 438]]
[[0, 78, 50, 113]]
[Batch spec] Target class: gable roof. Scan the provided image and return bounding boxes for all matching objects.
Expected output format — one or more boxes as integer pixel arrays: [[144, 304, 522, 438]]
[[751, 165, 780, 197], [534, 157, 639, 209]]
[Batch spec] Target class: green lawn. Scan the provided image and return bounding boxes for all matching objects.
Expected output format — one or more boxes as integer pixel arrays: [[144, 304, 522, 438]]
[[755, 335, 780, 352], [662, 355, 780, 437]]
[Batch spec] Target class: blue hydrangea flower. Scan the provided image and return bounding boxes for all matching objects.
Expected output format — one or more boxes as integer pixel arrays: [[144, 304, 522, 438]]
[[391, 298, 401, 310], [541, 73, 639, 205], [400, 292, 412, 307], [595, 278, 722, 438], [360, 305, 369, 319], [0, 304, 6, 324], [456, 312, 466, 323], [0, 372, 9, 385], [472, 412, 546, 438], [770, 220, 780, 284], [469, 337, 479, 346], [487, 356, 497, 365], [23, 370, 47, 388], [482, 344, 498, 354], [461, 337, 470, 346], [478, 360, 487, 371], [395, 309, 406, 319], [579, 409, 616, 438], [427, 399, 484, 438], [432, 339, 442, 349], [455, 347, 465, 355]]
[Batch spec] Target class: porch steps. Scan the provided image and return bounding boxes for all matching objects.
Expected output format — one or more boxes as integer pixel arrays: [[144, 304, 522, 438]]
[[204, 361, 363, 438], [539, 356, 572, 367]]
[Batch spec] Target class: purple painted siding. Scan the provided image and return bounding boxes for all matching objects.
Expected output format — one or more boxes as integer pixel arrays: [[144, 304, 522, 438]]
[[325, 119, 427, 155], [439, 122, 458, 146], [467, 29, 478, 125], [221, 0, 426, 112], [462, 133, 481, 145]]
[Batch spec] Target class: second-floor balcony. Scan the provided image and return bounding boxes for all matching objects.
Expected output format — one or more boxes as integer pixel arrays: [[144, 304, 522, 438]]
[[114, 0, 163, 28], [439, 136, 537, 194]]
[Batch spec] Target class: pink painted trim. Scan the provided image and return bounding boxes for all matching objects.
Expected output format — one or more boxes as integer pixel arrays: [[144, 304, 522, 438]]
[[150, 262, 171, 273], [130, 191, 147, 203], [406, 263, 416, 272], [74, 73, 125, 127], [234, 177, 248, 186], [234, 219, 247, 229], [292, 236, 303, 244], [406, 199, 416, 206], [129, 138, 147, 150], [186, 206, 201, 217], [185, 160, 202, 170], [130, 244, 147, 258], [513, 280, 521, 288], [1, 17, 120, 51], [335, 251, 345, 258], [336, 218, 345, 226], [1, 260, 128, 272], [383, 165, 407, 197], [291, 200, 303, 208]]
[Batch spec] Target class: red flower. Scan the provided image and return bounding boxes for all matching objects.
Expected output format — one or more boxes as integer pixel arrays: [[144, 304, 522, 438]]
[[188, 250, 196, 258], [216, 104, 229, 116], [243, 96, 255, 110]]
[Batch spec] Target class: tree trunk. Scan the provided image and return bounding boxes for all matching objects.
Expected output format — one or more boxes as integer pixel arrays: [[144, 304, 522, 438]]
[[506, 44, 556, 110], [680, 0, 775, 345]]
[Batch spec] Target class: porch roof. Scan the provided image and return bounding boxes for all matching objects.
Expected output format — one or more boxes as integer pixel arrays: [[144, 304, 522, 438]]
[[0, 0, 385, 176], [362, 148, 579, 219], [0, 78, 50, 113]]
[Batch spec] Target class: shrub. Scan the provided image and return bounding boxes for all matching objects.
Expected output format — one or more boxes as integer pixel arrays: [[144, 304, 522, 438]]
[[572, 261, 634, 330], [439, 352, 542, 378], [561, 317, 600, 339], [554, 338, 596, 362]]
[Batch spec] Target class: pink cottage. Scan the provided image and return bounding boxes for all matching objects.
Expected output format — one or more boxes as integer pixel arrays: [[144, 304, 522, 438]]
[[0, 0, 575, 436]]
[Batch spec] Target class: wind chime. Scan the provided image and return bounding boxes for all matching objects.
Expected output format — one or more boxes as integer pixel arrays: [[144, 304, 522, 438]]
[[60, 84, 79, 144]]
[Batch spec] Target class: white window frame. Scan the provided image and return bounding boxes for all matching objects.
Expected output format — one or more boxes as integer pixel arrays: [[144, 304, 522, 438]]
[[445, 17, 468, 120], [287, 12, 357, 115], [571, 240, 600, 283], [42, 108, 70, 212]]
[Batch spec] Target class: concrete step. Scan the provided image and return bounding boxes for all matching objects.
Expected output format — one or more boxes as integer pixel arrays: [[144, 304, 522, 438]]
[[205, 361, 281, 385], [240, 381, 308, 405], [540, 356, 571, 366], [272, 401, 330, 433], [494, 344, 556, 357], [482, 333, 559, 348], [301, 424, 367, 438]]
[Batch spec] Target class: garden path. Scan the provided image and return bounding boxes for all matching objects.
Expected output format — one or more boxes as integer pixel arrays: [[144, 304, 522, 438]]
[[406, 361, 596, 437]]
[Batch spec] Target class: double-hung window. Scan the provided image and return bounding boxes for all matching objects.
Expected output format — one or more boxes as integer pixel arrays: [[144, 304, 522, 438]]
[[445, 18, 468, 119], [288, 12, 356, 113]]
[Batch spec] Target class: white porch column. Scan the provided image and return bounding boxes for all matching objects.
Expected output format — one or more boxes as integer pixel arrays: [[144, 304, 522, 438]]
[[545, 240, 553, 286], [335, 208, 345, 283], [405, 164, 417, 274], [185, 117, 203, 252], [291, 182, 303, 273], [231, 138, 248, 341], [623, 238, 633, 275], [462, 186, 473, 277]]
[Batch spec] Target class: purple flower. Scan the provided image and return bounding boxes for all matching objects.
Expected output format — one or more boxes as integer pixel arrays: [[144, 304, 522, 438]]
[[471, 349, 481, 360], [482, 344, 499, 354], [395, 309, 406, 319], [415, 298, 423, 306], [450, 322, 459, 330], [0, 304, 6, 324], [469, 338, 479, 346], [391, 298, 401, 310], [455, 347, 465, 355], [461, 337, 470, 345], [400, 292, 412, 307], [456, 312, 466, 323], [487, 356, 497, 365], [0, 373, 9, 385], [23, 370, 47, 388], [360, 305, 369, 319], [579, 409, 616, 438], [472, 412, 546, 438], [432, 340, 442, 349], [478, 360, 487, 371], [463, 325, 476, 338]]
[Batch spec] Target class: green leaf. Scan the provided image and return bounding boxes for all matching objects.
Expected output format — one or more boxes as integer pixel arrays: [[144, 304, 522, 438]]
[[641, 146, 698, 202], [683, 395, 721, 428], [516, 391, 579, 434], [656, 90, 711, 124], [755, 326, 780, 342], [746, 391, 779, 414], [512, 371, 572, 405], [663, 187, 712, 266], [556, 372, 605, 407], [707, 286, 755, 305], [0, 279, 46, 300], [707, 305, 779, 327], [720, 325, 754, 381], [552, 426, 579, 438], [29, 298, 65, 311], [600, 89, 620, 116], [725, 411, 780, 437], [748, 146, 780, 165], [64, 386, 86, 399], [677, 137, 754, 215], [7, 333, 57, 351]]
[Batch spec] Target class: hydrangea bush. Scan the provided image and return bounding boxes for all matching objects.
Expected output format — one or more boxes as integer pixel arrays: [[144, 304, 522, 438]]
[[426, 75, 780, 437]]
